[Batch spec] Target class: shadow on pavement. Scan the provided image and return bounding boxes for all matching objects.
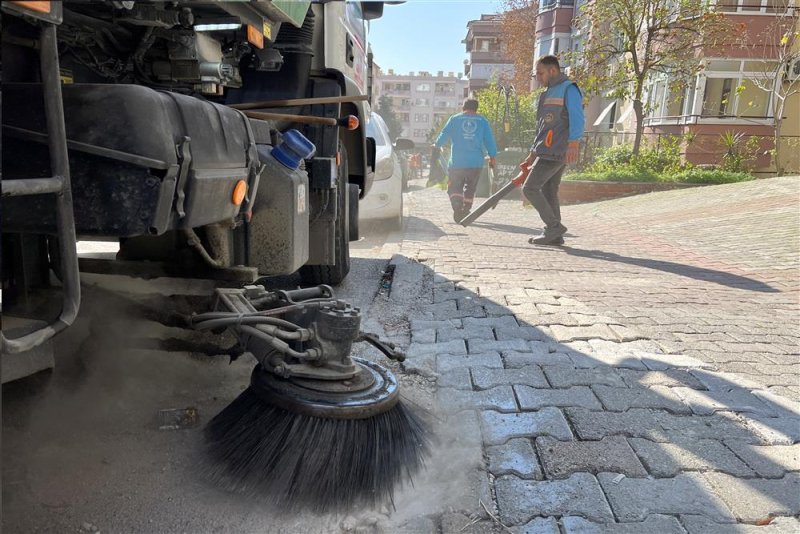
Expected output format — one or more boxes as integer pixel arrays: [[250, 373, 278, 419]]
[[387, 256, 798, 529], [562, 247, 779, 293]]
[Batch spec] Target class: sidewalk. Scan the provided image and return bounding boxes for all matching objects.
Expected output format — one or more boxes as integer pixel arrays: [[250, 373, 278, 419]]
[[394, 177, 800, 533]]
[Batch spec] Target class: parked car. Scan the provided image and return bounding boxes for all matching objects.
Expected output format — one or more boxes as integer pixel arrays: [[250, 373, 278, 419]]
[[361, 113, 414, 229]]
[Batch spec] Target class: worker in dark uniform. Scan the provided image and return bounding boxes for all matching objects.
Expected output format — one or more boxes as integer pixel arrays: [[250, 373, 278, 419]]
[[521, 55, 585, 245], [434, 99, 498, 223]]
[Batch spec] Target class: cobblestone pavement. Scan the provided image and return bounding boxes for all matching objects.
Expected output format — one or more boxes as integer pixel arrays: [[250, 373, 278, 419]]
[[382, 177, 800, 533]]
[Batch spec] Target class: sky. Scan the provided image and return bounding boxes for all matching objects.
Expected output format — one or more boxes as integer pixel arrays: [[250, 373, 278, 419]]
[[369, 0, 502, 76]]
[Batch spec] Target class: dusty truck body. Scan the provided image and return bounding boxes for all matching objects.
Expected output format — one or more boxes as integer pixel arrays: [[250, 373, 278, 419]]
[[1, 0, 385, 381]]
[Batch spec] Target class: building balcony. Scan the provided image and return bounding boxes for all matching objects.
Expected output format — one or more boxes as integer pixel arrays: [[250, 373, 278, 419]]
[[468, 50, 506, 62]]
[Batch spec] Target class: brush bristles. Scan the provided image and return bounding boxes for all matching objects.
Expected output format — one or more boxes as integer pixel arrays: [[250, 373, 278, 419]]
[[203, 387, 431, 512]]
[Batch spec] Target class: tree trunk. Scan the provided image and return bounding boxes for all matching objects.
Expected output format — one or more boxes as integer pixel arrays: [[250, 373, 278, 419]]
[[772, 79, 785, 176], [632, 99, 645, 155]]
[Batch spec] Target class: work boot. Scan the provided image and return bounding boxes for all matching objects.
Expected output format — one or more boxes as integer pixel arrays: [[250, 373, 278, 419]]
[[529, 235, 565, 246], [544, 223, 568, 238], [453, 207, 469, 224]]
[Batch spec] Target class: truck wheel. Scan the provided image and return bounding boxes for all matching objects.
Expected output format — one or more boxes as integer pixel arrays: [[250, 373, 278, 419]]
[[299, 145, 351, 286]]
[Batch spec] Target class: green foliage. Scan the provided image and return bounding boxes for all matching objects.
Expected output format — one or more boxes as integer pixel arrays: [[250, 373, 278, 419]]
[[668, 168, 754, 184], [569, 138, 755, 184], [474, 81, 541, 149], [585, 137, 689, 176], [718, 131, 762, 173], [377, 95, 403, 141], [565, 168, 754, 185]]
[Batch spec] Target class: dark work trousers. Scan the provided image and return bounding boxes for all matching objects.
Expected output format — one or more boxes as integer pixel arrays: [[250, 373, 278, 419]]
[[522, 158, 566, 234], [447, 167, 482, 212]]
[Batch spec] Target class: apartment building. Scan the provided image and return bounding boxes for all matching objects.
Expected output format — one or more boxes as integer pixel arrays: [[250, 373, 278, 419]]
[[463, 14, 516, 95], [375, 70, 468, 145], [532, 0, 799, 172]]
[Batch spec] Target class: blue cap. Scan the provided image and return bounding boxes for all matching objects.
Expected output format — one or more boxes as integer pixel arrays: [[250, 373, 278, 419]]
[[271, 129, 316, 170]]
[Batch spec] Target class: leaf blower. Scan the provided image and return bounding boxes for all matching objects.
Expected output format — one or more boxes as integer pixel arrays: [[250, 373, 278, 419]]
[[458, 161, 531, 227]]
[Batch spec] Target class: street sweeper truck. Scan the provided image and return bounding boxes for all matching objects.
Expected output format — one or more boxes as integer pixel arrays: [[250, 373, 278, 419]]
[[2, 0, 429, 509]]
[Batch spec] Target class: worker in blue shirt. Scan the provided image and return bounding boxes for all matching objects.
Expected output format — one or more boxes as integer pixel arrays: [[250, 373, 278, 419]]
[[521, 55, 585, 245], [434, 99, 498, 223]]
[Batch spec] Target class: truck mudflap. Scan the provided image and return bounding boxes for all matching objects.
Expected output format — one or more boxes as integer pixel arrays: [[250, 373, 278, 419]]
[[2, 83, 260, 237]]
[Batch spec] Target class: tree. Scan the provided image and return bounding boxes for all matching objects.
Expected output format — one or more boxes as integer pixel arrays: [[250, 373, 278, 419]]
[[570, 0, 729, 155], [499, 0, 538, 94], [377, 94, 403, 140], [738, 9, 800, 174]]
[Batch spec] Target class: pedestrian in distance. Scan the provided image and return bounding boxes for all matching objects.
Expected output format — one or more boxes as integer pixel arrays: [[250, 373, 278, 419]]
[[521, 55, 585, 246], [433, 98, 498, 223]]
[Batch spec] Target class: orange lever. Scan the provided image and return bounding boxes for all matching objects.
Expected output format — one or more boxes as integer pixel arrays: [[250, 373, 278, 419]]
[[511, 163, 532, 187]]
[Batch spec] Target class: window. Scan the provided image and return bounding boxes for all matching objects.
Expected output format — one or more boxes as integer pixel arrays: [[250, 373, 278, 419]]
[[414, 98, 430, 106], [400, 98, 412, 108], [414, 113, 429, 123], [397, 113, 410, 123], [714, 0, 793, 13], [412, 129, 428, 137], [416, 83, 431, 92], [702, 77, 735, 117], [435, 83, 455, 95], [736, 79, 770, 117]]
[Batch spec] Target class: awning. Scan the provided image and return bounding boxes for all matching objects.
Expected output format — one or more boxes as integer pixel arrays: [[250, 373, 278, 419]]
[[617, 103, 634, 124]]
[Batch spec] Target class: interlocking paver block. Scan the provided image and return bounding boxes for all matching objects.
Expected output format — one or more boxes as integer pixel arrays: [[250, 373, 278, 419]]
[[550, 325, 618, 343], [411, 328, 436, 344], [618, 369, 705, 389], [598, 472, 735, 522], [472, 366, 548, 390], [495, 473, 614, 525], [543, 366, 626, 388], [638, 352, 714, 370], [681, 515, 800, 534], [752, 390, 800, 418], [608, 325, 647, 342], [463, 316, 519, 329], [487, 438, 543, 479], [703, 472, 800, 522], [672, 387, 777, 416], [516, 386, 602, 411], [505, 350, 574, 368], [408, 340, 466, 356], [592, 385, 691, 414], [481, 408, 573, 445], [438, 368, 472, 390], [567, 351, 647, 371], [436, 326, 494, 342], [561, 515, 685, 534], [688, 370, 766, 391], [724, 440, 800, 478], [566, 408, 755, 442], [512, 517, 559, 534], [437, 386, 517, 413], [495, 326, 549, 342], [411, 319, 463, 331], [469, 339, 531, 354], [436, 351, 504, 373], [536, 436, 647, 479], [524, 313, 580, 327], [628, 437, 754, 477]]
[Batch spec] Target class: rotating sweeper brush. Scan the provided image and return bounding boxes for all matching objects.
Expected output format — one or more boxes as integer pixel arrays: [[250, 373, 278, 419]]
[[194, 285, 430, 511]]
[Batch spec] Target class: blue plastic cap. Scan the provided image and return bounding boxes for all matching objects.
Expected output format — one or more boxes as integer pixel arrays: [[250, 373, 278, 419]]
[[271, 129, 316, 170]]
